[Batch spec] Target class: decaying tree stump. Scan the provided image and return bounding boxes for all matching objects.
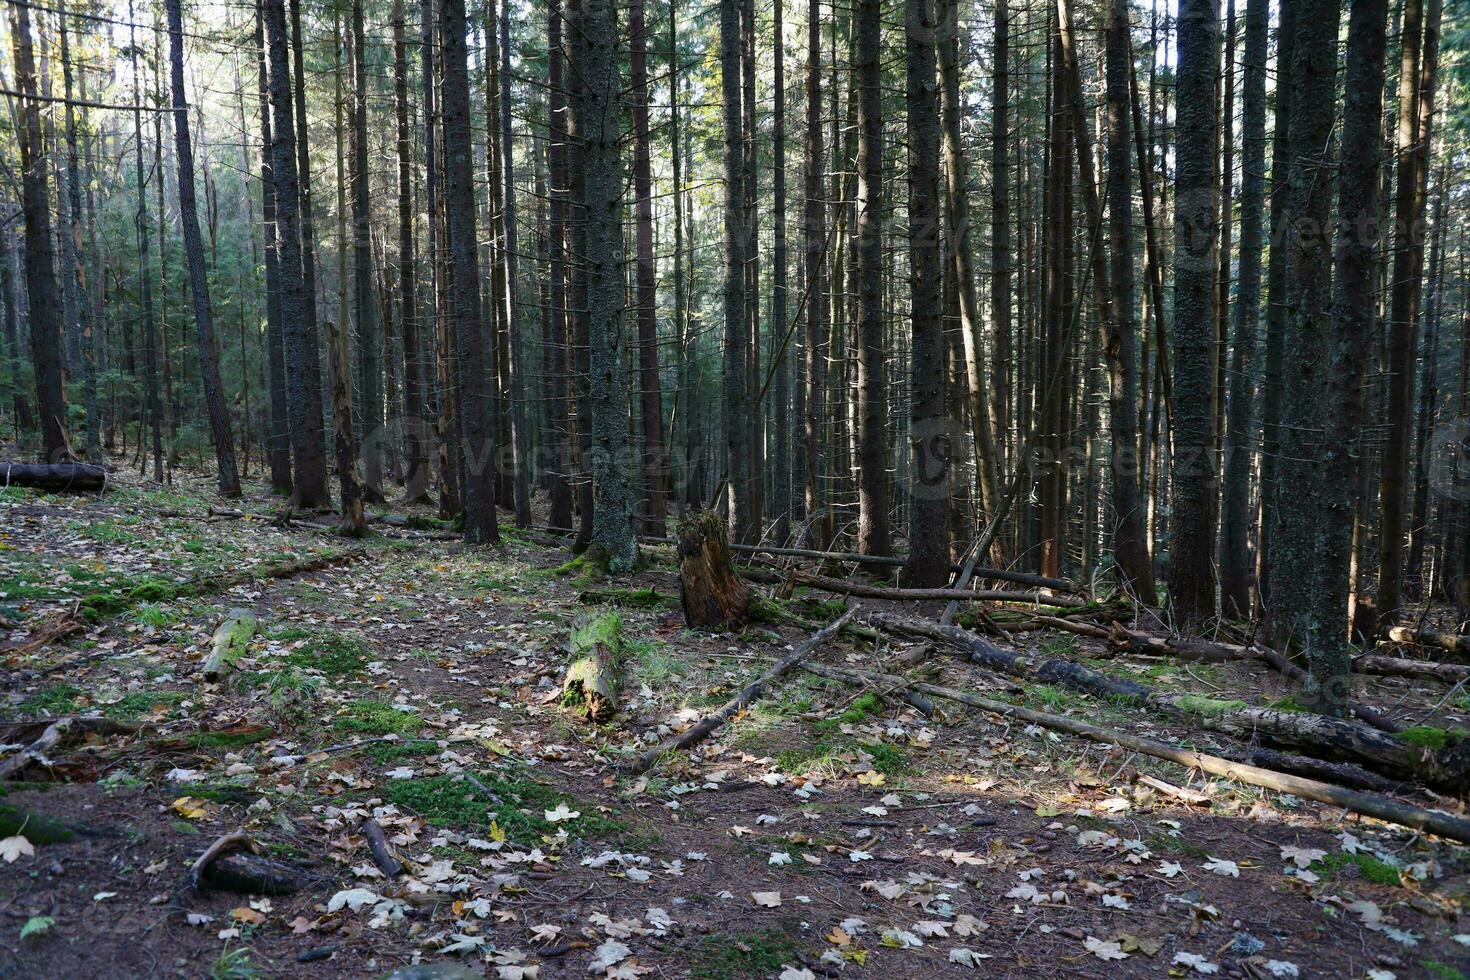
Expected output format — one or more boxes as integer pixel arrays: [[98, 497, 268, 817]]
[[677, 511, 750, 628], [561, 611, 622, 722]]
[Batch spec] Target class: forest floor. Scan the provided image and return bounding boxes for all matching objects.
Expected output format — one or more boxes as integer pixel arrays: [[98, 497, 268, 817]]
[[4, 460, 1470, 980]]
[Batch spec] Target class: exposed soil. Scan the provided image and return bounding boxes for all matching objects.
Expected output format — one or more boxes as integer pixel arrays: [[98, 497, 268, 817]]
[[3, 465, 1469, 980]]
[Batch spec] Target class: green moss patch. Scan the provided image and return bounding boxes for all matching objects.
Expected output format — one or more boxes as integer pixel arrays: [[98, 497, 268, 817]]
[[690, 927, 801, 979], [20, 683, 85, 716], [813, 690, 883, 734], [1398, 725, 1468, 749], [383, 769, 623, 843], [104, 690, 188, 720], [1318, 851, 1403, 887], [1173, 694, 1248, 715], [776, 736, 907, 777], [281, 630, 371, 675], [332, 699, 421, 736]]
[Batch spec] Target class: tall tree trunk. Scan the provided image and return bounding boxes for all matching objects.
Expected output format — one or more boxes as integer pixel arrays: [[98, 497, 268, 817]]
[[901, 0, 948, 586], [421, 0, 457, 517], [129, 0, 163, 480], [801, 0, 825, 546], [58, 20, 100, 463], [1255, 0, 1295, 612], [257, 0, 292, 495], [8, 0, 68, 462], [1168, 0, 1221, 625], [1380, 0, 1444, 622], [670, 1, 694, 516], [0, 221, 33, 437], [1039, 6, 1074, 579], [770, 0, 791, 544], [989, 0, 1011, 483], [393, 0, 429, 503], [720, 0, 751, 542], [1307, 0, 1386, 715], [1219, 0, 1268, 617], [854, 0, 889, 557], [628, 0, 667, 537], [576, 0, 638, 570], [1267, 0, 1341, 652], [1213, 0, 1236, 467], [264, 0, 329, 507], [1407, 171, 1447, 584], [166, 0, 241, 497], [741, 0, 763, 536], [939, 0, 1001, 559], [1101, 0, 1156, 603], [332, 11, 366, 533], [439, 0, 498, 543], [348, 0, 384, 501], [545, 0, 574, 530], [498, 0, 532, 528]]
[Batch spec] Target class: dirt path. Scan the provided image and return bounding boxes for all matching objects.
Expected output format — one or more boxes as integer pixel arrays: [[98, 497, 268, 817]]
[[3, 469, 1468, 979]]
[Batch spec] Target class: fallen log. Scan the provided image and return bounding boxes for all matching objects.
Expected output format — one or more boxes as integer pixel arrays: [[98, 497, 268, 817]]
[[200, 609, 258, 682], [184, 829, 256, 894], [628, 607, 856, 774], [533, 523, 1078, 592], [1056, 620, 1405, 734], [678, 512, 752, 628], [561, 612, 623, 722], [805, 662, 1470, 845], [360, 818, 404, 878], [776, 571, 1087, 608], [728, 543, 1077, 591], [0, 716, 139, 781], [1247, 749, 1406, 796], [872, 615, 1464, 795], [202, 853, 309, 895], [1385, 627, 1470, 661], [1, 462, 107, 493], [1354, 652, 1470, 683], [0, 614, 84, 658], [577, 587, 675, 610]]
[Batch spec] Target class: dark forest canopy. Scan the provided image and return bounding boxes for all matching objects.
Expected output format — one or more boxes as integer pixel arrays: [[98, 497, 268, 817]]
[[2, 0, 1470, 721]]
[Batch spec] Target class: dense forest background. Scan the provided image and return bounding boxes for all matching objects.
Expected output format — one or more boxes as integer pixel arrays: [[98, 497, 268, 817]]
[[4, 0, 1470, 717]]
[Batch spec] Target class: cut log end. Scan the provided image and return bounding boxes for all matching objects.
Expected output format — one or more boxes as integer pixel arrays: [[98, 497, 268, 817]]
[[200, 609, 259, 682], [561, 611, 622, 722], [677, 511, 751, 629]]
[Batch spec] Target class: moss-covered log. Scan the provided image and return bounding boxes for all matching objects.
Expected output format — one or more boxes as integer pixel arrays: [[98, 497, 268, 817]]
[[200, 609, 258, 682], [561, 612, 622, 722], [677, 511, 751, 628]]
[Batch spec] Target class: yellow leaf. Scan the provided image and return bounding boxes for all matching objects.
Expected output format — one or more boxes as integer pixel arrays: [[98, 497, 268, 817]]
[[230, 907, 266, 925], [488, 820, 508, 844], [171, 797, 209, 819], [857, 772, 886, 787]]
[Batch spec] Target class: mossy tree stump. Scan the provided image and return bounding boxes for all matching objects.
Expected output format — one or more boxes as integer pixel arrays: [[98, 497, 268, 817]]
[[561, 611, 622, 722], [677, 511, 751, 629]]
